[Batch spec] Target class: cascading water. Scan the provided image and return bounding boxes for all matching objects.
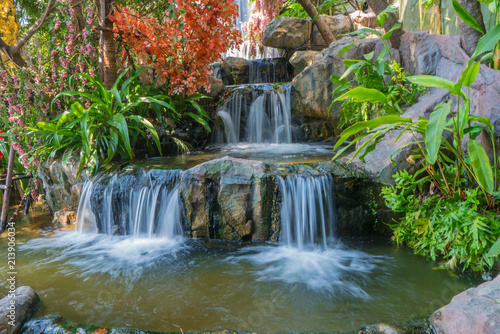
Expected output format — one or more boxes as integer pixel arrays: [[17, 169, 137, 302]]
[[248, 58, 291, 84], [76, 169, 183, 238], [277, 173, 336, 249], [213, 83, 292, 144]]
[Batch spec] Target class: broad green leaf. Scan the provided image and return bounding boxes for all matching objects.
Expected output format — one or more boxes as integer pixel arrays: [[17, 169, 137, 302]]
[[80, 111, 90, 157], [407, 75, 466, 99], [342, 27, 381, 37], [470, 22, 500, 60], [333, 115, 411, 150], [375, 59, 385, 75], [468, 139, 495, 194], [184, 112, 211, 132], [487, 237, 500, 257], [452, 0, 485, 34], [364, 51, 374, 60], [111, 68, 130, 92], [458, 99, 470, 134], [425, 101, 451, 164], [336, 41, 357, 56], [383, 23, 402, 40], [458, 61, 481, 87], [334, 87, 387, 104], [112, 113, 132, 159], [127, 115, 162, 154], [121, 67, 150, 92], [469, 115, 494, 136], [340, 60, 364, 80]]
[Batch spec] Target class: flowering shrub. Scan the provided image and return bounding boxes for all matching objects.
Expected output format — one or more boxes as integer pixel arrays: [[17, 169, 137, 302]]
[[0, 0, 98, 196], [242, 0, 283, 57], [112, 0, 241, 96]]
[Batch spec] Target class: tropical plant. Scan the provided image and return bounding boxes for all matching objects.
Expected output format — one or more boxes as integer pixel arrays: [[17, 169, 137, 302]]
[[333, 23, 500, 271], [27, 69, 170, 176], [329, 6, 423, 128], [382, 170, 500, 272]]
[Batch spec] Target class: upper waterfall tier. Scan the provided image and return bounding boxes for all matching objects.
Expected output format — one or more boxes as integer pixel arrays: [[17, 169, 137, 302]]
[[214, 57, 292, 85], [212, 83, 292, 145]]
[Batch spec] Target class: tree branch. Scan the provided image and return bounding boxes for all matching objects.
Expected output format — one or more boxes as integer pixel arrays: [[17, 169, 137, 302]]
[[10, 0, 56, 55]]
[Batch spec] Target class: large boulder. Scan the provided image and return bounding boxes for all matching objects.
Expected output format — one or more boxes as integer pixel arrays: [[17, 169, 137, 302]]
[[310, 14, 351, 45], [180, 157, 280, 241], [291, 36, 380, 137], [220, 57, 249, 85], [430, 274, 500, 334], [262, 16, 311, 49], [289, 50, 321, 77], [0, 286, 40, 334], [38, 158, 87, 213]]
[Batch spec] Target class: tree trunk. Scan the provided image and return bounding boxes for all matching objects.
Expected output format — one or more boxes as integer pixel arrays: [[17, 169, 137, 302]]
[[365, 0, 405, 49], [457, 0, 486, 57], [73, 2, 86, 41], [296, 0, 336, 45], [99, 0, 117, 89]]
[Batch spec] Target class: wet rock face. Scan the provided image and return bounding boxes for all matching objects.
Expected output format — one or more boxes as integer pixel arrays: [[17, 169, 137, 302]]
[[220, 57, 293, 85], [0, 286, 40, 334], [38, 158, 87, 213], [180, 157, 280, 241], [221, 57, 249, 85], [289, 50, 320, 77], [430, 274, 500, 334], [53, 209, 77, 226]]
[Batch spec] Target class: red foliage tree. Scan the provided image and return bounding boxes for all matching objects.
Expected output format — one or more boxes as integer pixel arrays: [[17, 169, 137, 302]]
[[112, 0, 241, 96]]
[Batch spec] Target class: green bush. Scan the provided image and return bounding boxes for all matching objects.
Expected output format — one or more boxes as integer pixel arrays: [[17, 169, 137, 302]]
[[27, 68, 210, 177], [333, 22, 500, 272], [383, 170, 500, 272]]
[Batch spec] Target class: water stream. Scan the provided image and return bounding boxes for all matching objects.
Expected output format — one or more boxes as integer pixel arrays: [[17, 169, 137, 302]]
[[213, 84, 292, 145]]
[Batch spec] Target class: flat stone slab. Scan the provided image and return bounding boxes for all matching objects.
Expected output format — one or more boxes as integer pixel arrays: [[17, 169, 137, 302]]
[[431, 274, 500, 334]]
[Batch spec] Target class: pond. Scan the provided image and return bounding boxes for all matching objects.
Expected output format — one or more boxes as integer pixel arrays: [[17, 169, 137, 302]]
[[0, 208, 480, 333]]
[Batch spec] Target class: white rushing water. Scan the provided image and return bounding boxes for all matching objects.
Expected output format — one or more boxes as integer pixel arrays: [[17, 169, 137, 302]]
[[278, 173, 336, 249], [76, 169, 182, 239], [214, 84, 292, 145]]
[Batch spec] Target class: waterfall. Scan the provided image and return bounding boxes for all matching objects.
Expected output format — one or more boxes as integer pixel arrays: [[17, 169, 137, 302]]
[[248, 58, 290, 84], [213, 83, 292, 145], [226, 40, 280, 60], [278, 172, 336, 249], [75, 169, 183, 238]]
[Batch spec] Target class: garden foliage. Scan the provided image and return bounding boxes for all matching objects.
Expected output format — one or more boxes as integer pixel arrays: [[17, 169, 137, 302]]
[[329, 5, 422, 128], [333, 24, 500, 272], [112, 0, 241, 96]]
